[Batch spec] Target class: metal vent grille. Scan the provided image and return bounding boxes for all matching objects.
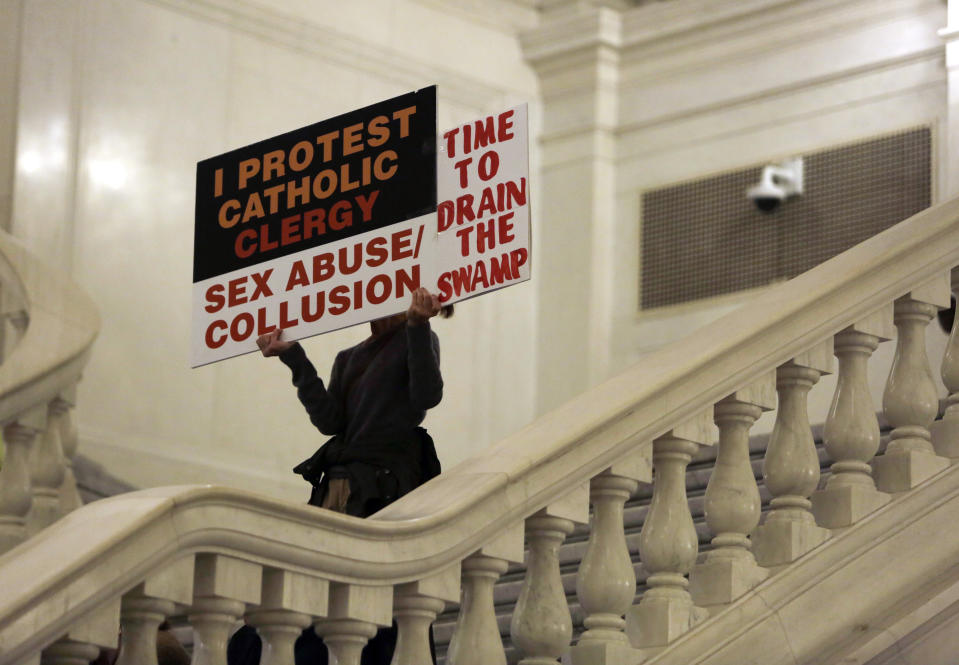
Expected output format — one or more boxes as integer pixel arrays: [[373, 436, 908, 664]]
[[640, 127, 932, 310]]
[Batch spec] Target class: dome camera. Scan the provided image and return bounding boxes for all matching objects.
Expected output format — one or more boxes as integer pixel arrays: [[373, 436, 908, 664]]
[[746, 157, 803, 213]]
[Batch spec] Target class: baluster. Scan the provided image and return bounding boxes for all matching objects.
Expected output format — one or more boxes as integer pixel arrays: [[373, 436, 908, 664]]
[[56, 388, 82, 514], [189, 554, 262, 665], [314, 583, 391, 665], [511, 484, 588, 664], [627, 410, 715, 648], [392, 565, 459, 665], [875, 277, 951, 492], [43, 598, 120, 665], [933, 268, 959, 457], [116, 558, 194, 665], [41, 640, 101, 665], [0, 406, 47, 553], [448, 521, 525, 665], [246, 569, 328, 665], [1, 306, 29, 360], [752, 341, 832, 567], [571, 451, 650, 665], [690, 374, 775, 607], [811, 309, 893, 527], [28, 399, 68, 534]]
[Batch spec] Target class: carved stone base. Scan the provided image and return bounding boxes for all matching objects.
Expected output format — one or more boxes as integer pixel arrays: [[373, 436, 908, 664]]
[[689, 557, 769, 607], [625, 590, 707, 648], [930, 417, 959, 459], [873, 450, 949, 493], [810, 484, 891, 528], [570, 640, 642, 665], [751, 518, 829, 567]]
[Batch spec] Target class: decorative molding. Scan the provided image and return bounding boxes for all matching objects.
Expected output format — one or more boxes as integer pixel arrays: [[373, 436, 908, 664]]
[[616, 46, 944, 139], [521, 3, 623, 66], [142, 0, 527, 109], [411, 0, 540, 33], [621, 0, 944, 88]]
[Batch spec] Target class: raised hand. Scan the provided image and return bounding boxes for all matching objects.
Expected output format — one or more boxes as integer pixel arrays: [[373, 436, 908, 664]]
[[257, 328, 295, 357], [407, 287, 442, 326]]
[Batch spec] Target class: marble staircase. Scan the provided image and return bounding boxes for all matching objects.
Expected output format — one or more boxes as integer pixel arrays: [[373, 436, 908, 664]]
[[4, 197, 959, 665], [432, 422, 852, 664]]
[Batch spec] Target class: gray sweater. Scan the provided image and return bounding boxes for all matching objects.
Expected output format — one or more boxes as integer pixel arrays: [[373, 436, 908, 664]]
[[280, 321, 443, 456]]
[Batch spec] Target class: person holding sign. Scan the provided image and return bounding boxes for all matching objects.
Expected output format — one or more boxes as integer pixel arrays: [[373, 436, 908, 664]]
[[261, 286, 449, 517], [228, 287, 449, 665]]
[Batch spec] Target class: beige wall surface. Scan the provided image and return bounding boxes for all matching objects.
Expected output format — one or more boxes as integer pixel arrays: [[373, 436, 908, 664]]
[[8, 0, 540, 499], [7, 0, 956, 497], [524, 0, 952, 420]]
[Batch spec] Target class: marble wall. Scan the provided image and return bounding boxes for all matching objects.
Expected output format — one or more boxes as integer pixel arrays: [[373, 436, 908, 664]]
[[524, 0, 953, 433], [8, 0, 539, 499], [7, 0, 956, 498]]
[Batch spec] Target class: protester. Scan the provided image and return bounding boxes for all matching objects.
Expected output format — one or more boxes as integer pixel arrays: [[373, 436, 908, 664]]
[[228, 287, 450, 665]]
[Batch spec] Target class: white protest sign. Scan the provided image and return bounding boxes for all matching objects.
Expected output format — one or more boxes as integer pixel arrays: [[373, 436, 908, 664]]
[[433, 104, 530, 303]]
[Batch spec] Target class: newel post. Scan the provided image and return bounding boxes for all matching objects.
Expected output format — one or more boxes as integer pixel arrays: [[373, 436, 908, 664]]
[[752, 340, 833, 567], [571, 450, 650, 665], [875, 275, 951, 491], [627, 409, 715, 648], [690, 373, 775, 607], [811, 308, 893, 527], [448, 521, 525, 665], [314, 583, 392, 665], [115, 558, 194, 665], [0, 405, 47, 554], [511, 483, 588, 664], [247, 569, 328, 665], [932, 267, 959, 457]]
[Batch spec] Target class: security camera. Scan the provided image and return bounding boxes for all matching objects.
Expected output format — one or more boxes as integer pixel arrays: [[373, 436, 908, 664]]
[[747, 157, 803, 213]]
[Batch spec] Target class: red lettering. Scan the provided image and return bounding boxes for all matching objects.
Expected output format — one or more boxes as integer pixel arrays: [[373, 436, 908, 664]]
[[478, 151, 499, 181], [367, 274, 391, 305], [230, 312, 255, 342], [281, 214, 302, 246], [228, 277, 247, 307], [454, 157, 472, 188], [302, 292, 325, 322], [438, 272, 453, 302], [356, 190, 379, 222], [204, 284, 225, 314], [510, 248, 528, 276], [250, 269, 274, 300], [395, 265, 420, 298], [303, 208, 326, 239], [286, 261, 309, 291], [256, 308, 276, 337], [473, 116, 495, 150], [313, 253, 335, 283], [329, 200, 353, 231], [498, 212, 515, 244], [279, 300, 299, 328], [392, 229, 413, 259], [259, 223, 278, 252], [205, 320, 228, 349], [498, 109, 514, 141], [235, 229, 257, 259], [367, 236, 388, 267], [443, 127, 460, 158], [438, 200, 454, 232], [456, 194, 475, 226]]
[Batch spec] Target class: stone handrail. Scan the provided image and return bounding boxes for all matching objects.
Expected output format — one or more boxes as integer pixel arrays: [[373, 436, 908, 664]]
[[2, 196, 959, 664], [0, 230, 98, 556], [0, 232, 97, 420]]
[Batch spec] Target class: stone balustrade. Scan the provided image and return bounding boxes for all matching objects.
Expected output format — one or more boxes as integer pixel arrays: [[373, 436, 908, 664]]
[[0, 230, 97, 556], [2, 199, 959, 664]]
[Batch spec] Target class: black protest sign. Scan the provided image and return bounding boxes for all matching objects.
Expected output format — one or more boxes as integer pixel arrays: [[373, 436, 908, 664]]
[[193, 86, 436, 283]]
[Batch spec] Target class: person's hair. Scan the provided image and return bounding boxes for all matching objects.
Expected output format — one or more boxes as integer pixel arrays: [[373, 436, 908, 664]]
[[439, 304, 454, 318]]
